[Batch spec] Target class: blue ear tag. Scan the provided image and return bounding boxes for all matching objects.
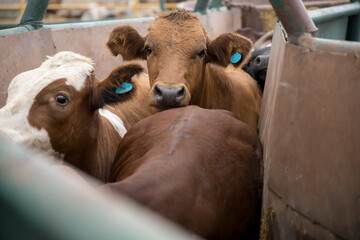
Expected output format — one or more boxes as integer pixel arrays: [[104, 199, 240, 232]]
[[231, 52, 242, 64], [115, 82, 133, 94]]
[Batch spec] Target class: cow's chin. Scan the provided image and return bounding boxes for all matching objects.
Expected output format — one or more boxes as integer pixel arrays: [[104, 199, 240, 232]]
[[149, 97, 191, 112], [153, 104, 187, 112]]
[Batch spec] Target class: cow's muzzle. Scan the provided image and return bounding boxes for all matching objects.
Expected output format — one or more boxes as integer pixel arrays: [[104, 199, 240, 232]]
[[149, 83, 190, 110]]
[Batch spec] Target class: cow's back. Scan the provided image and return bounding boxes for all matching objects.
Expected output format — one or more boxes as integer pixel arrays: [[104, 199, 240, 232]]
[[105, 106, 262, 239]]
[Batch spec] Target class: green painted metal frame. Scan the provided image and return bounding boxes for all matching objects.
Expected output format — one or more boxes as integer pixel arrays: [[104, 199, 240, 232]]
[[194, 0, 211, 14], [0, 0, 224, 36], [42, 17, 155, 30], [160, 0, 166, 12], [269, 0, 360, 43], [308, 1, 360, 40], [309, 1, 360, 24], [269, 0, 318, 43], [209, 0, 223, 9], [346, 0, 360, 41], [0, 137, 195, 240], [193, 0, 224, 13], [0, 0, 49, 37]]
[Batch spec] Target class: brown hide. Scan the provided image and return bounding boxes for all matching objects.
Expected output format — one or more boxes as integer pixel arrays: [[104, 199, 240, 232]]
[[28, 63, 154, 182], [108, 71, 156, 130], [103, 106, 263, 239], [107, 10, 262, 132]]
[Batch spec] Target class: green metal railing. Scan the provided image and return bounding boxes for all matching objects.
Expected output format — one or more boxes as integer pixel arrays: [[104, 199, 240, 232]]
[[310, 1, 360, 24], [269, 0, 318, 43], [269, 0, 360, 43], [309, 0, 360, 40], [3, 0, 359, 40], [0, 0, 49, 36], [0, 0, 220, 37], [194, 0, 211, 13], [0, 137, 195, 240]]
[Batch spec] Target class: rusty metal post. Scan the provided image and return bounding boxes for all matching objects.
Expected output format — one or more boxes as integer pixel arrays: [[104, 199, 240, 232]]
[[269, 0, 318, 43]]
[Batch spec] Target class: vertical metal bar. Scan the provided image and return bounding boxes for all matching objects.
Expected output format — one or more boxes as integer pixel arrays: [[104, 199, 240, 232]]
[[269, 0, 318, 42], [160, 0, 166, 12], [194, 0, 210, 14], [209, 0, 222, 9], [20, 0, 50, 29], [0, 0, 49, 36], [0, 138, 195, 240]]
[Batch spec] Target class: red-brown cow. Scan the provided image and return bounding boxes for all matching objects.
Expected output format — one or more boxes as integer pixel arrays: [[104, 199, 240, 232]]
[[107, 10, 262, 132], [0, 51, 155, 182], [102, 106, 263, 240]]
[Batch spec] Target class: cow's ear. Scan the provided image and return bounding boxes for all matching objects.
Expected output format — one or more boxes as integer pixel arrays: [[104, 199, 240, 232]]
[[107, 25, 146, 60], [91, 63, 144, 110], [206, 32, 253, 68]]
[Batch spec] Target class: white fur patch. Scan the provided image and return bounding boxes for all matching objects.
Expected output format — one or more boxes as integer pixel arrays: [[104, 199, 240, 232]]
[[98, 109, 127, 138], [0, 51, 94, 158], [0, 107, 59, 158]]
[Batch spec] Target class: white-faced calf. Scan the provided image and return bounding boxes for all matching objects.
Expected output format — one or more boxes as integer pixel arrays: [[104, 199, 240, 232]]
[[0, 51, 155, 181]]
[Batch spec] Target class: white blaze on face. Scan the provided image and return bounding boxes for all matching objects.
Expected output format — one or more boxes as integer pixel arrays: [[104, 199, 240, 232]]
[[0, 51, 94, 157]]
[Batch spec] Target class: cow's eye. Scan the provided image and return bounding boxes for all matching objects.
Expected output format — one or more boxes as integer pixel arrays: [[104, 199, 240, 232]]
[[55, 95, 68, 105], [198, 50, 206, 58], [145, 46, 152, 55]]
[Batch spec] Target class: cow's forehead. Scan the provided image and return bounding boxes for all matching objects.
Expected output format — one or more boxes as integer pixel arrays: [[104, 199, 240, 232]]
[[147, 17, 207, 48], [7, 51, 94, 104]]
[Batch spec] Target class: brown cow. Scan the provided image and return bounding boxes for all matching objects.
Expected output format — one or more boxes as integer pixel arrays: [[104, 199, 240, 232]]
[[0, 51, 155, 182], [102, 106, 263, 239], [107, 9, 262, 132]]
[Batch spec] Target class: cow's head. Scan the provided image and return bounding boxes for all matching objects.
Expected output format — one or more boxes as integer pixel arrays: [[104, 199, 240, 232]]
[[107, 9, 252, 111], [0, 51, 143, 159]]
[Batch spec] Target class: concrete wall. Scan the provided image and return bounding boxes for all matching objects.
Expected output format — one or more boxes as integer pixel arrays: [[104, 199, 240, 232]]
[[0, 8, 241, 108]]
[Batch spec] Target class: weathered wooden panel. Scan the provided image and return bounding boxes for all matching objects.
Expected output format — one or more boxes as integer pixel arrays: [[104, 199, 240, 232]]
[[259, 23, 360, 240]]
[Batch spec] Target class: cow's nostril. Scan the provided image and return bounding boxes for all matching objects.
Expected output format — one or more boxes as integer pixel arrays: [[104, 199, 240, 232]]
[[177, 87, 185, 97], [255, 57, 261, 64], [155, 85, 162, 96]]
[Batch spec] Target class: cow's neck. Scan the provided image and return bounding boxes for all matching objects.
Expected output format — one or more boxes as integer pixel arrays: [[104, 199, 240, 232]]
[[94, 115, 123, 182], [63, 113, 122, 183], [192, 64, 233, 111]]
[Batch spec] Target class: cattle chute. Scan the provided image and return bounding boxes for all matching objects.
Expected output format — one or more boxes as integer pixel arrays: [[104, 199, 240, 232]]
[[0, 0, 359, 239]]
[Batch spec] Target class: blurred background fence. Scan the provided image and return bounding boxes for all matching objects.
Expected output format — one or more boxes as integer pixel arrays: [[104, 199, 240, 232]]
[[0, 0, 351, 29]]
